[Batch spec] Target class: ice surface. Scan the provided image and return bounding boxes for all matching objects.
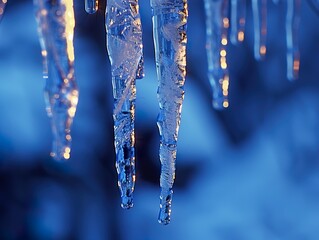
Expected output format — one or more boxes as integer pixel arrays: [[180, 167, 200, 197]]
[[34, 0, 78, 161], [204, 0, 230, 109], [105, 0, 143, 209], [151, 0, 188, 224]]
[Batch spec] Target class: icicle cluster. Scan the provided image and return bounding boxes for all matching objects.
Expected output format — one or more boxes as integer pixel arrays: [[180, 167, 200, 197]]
[[151, 0, 188, 225], [204, 0, 302, 108], [34, 0, 78, 161], [105, 0, 143, 209]]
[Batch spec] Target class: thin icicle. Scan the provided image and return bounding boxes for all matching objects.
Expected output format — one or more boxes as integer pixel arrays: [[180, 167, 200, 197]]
[[0, 0, 7, 22], [85, 0, 98, 14], [151, 0, 188, 225], [105, 0, 143, 209], [204, 0, 230, 109], [252, 0, 267, 60], [230, 0, 246, 44], [286, 0, 301, 81], [136, 55, 145, 79], [34, 0, 78, 161]]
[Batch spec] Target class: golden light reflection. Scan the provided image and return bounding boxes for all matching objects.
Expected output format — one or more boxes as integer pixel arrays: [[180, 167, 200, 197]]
[[293, 60, 300, 71], [223, 18, 229, 29], [0, 8, 3, 15], [221, 38, 228, 46], [238, 31, 244, 42], [64, 0, 75, 63], [66, 134, 71, 141], [2, 0, 7, 4], [220, 49, 226, 57], [223, 101, 229, 108], [68, 106, 76, 117], [260, 45, 266, 55]]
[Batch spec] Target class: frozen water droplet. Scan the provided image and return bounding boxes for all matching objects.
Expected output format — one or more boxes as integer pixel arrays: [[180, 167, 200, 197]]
[[151, 0, 188, 224], [85, 0, 98, 14], [252, 0, 267, 60], [204, 0, 230, 109], [34, 0, 78, 161], [106, 0, 143, 208], [286, 0, 301, 81]]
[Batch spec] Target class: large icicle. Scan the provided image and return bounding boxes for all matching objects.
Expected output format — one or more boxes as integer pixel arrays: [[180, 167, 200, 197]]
[[0, 0, 7, 22], [34, 0, 79, 161], [151, 0, 188, 225], [204, 0, 230, 109], [286, 0, 301, 81], [230, 0, 246, 45], [252, 0, 267, 60], [85, 0, 98, 14], [105, 0, 143, 209]]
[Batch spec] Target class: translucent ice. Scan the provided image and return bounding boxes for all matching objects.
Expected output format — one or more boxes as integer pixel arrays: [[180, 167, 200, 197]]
[[252, 0, 267, 60], [204, 0, 230, 109], [34, 0, 79, 161], [105, 0, 143, 209], [151, 0, 188, 224], [85, 0, 98, 14], [286, 0, 301, 81], [230, 0, 246, 45]]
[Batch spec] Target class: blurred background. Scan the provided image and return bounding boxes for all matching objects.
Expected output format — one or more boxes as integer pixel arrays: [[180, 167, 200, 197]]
[[1, 0, 319, 239]]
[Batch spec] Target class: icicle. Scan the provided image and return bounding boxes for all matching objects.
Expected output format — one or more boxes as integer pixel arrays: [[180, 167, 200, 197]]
[[151, 0, 188, 225], [204, 0, 230, 109], [0, 0, 7, 22], [34, 0, 78, 161], [286, 0, 301, 81], [85, 0, 98, 14], [230, 0, 246, 45], [105, 0, 143, 209], [252, 0, 267, 60]]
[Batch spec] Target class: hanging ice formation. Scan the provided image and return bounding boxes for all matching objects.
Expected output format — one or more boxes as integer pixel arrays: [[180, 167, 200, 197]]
[[0, 0, 7, 22], [286, 0, 301, 81], [204, 0, 230, 109], [230, 0, 246, 45], [105, 0, 143, 209], [151, 0, 188, 225], [34, 0, 78, 161], [252, 0, 267, 60], [85, 0, 98, 14]]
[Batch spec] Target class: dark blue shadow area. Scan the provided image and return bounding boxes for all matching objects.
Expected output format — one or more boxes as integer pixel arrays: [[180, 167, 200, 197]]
[[1, 0, 319, 239]]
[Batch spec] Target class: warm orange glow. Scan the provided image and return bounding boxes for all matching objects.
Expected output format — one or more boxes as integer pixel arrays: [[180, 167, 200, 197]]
[[64, 0, 75, 63], [66, 134, 71, 141], [223, 18, 229, 28], [293, 60, 300, 71], [238, 31, 244, 42], [41, 50, 47, 57], [223, 101, 229, 108], [0, 8, 3, 15], [260, 46, 266, 55], [2, 0, 7, 3], [220, 56, 227, 69], [220, 49, 226, 57], [221, 38, 228, 46]]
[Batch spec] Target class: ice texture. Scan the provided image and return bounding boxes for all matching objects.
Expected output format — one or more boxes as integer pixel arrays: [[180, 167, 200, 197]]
[[105, 0, 143, 209], [151, 0, 188, 225], [34, 0, 78, 161], [286, 0, 301, 81], [204, 0, 230, 109], [230, 0, 246, 45], [85, 0, 98, 14], [252, 0, 267, 60]]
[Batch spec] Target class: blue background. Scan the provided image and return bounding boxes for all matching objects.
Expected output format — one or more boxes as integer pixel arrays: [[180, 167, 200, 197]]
[[1, 0, 319, 239]]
